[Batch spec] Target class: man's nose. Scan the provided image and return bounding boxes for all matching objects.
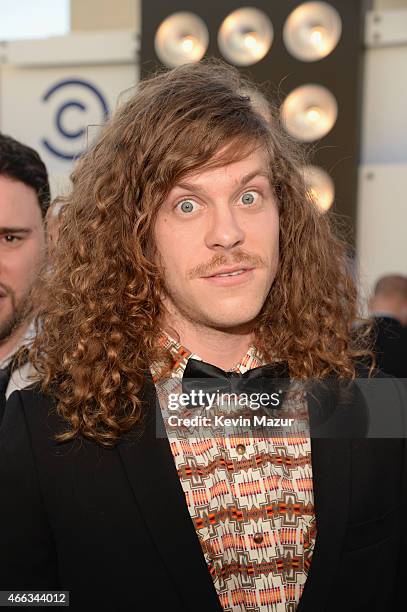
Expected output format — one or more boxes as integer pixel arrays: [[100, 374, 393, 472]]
[[204, 205, 245, 250]]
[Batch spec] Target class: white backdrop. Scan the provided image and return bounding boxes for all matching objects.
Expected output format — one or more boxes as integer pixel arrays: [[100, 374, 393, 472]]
[[0, 30, 138, 196], [357, 8, 407, 304]]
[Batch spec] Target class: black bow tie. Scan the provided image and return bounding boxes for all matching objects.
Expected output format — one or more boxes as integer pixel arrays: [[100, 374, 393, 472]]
[[182, 358, 288, 407]]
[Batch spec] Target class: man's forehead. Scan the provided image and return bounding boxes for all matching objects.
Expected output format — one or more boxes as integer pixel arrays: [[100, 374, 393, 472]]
[[173, 148, 271, 188], [0, 175, 42, 226]]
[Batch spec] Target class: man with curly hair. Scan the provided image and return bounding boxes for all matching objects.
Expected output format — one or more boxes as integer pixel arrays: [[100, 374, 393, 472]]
[[0, 61, 405, 611]]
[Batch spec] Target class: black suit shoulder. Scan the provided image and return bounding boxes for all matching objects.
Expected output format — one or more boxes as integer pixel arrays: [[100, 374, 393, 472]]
[[372, 317, 407, 378], [11, 384, 65, 434], [0, 388, 59, 589], [0, 385, 190, 611]]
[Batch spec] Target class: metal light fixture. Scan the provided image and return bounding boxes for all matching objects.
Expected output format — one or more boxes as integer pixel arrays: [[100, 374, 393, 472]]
[[283, 1, 342, 62], [303, 165, 335, 212], [154, 12, 209, 67], [281, 84, 338, 141], [218, 7, 274, 66]]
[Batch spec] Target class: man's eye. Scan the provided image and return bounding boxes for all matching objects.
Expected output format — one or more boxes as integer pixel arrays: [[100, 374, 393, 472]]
[[177, 199, 198, 214], [240, 191, 258, 206], [3, 235, 20, 243]]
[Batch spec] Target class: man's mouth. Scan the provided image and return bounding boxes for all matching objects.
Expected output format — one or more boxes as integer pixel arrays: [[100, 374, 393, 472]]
[[212, 270, 246, 278], [204, 266, 253, 278], [200, 266, 256, 286]]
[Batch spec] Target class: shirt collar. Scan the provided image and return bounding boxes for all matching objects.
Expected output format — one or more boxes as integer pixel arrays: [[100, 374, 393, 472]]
[[150, 331, 265, 382], [0, 321, 35, 370]]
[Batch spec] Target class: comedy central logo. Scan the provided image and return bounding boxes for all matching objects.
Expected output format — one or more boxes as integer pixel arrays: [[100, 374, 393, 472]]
[[41, 78, 109, 161]]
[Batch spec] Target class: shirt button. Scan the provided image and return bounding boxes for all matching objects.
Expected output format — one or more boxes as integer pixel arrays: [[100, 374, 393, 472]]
[[253, 533, 264, 544], [236, 444, 246, 455]]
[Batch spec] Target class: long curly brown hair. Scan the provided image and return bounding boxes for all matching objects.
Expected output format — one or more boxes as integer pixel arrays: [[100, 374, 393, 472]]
[[29, 59, 370, 446]]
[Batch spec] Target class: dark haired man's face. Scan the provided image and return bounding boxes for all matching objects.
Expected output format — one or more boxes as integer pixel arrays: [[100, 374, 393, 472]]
[[0, 176, 46, 347], [154, 149, 279, 333]]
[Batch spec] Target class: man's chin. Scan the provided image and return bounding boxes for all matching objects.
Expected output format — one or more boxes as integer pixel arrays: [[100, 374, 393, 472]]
[[200, 311, 260, 332], [0, 317, 15, 343], [0, 302, 30, 344], [162, 293, 264, 333]]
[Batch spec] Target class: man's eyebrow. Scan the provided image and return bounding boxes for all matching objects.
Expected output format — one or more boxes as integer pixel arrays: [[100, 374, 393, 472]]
[[237, 169, 271, 188], [0, 227, 32, 235], [174, 169, 271, 195]]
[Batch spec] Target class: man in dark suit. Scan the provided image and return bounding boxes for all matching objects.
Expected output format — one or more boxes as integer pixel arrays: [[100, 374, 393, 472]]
[[368, 275, 407, 378], [0, 134, 50, 421], [0, 61, 406, 611]]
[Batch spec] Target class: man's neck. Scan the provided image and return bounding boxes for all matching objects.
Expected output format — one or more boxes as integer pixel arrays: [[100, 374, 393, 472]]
[[0, 321, 31, 364], [165, 319, 254, 371]]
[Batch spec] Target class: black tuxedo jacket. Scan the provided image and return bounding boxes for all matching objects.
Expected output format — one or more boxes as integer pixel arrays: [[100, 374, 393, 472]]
[[0, 375, 406, 612], [372, 316, 407, 378]]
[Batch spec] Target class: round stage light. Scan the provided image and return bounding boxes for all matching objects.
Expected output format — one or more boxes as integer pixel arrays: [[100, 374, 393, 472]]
[[303, 165, 335, 212], [218, 7, 274, 66], [154, 12, 209, 68], [281, 84, 338, 142], [283, 2, 342, 62]]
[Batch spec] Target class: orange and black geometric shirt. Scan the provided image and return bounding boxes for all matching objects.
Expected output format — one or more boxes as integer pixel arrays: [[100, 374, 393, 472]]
[[151, 333, 316, 612]]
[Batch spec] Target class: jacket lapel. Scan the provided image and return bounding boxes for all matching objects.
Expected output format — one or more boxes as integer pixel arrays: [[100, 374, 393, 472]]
[[117, 374, 222, 611], [298, 436, 352, 610]]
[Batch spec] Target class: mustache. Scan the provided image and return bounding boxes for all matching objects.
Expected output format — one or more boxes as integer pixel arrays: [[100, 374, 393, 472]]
[[187, 249, 266, 279]]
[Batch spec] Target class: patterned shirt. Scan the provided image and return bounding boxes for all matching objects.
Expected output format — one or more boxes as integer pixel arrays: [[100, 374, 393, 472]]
[[151, 334, 316, 612]]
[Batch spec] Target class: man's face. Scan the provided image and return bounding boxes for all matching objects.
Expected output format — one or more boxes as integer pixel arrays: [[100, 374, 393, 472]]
[[0, 175, 46, 343], [154, 148, 279, 332]]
